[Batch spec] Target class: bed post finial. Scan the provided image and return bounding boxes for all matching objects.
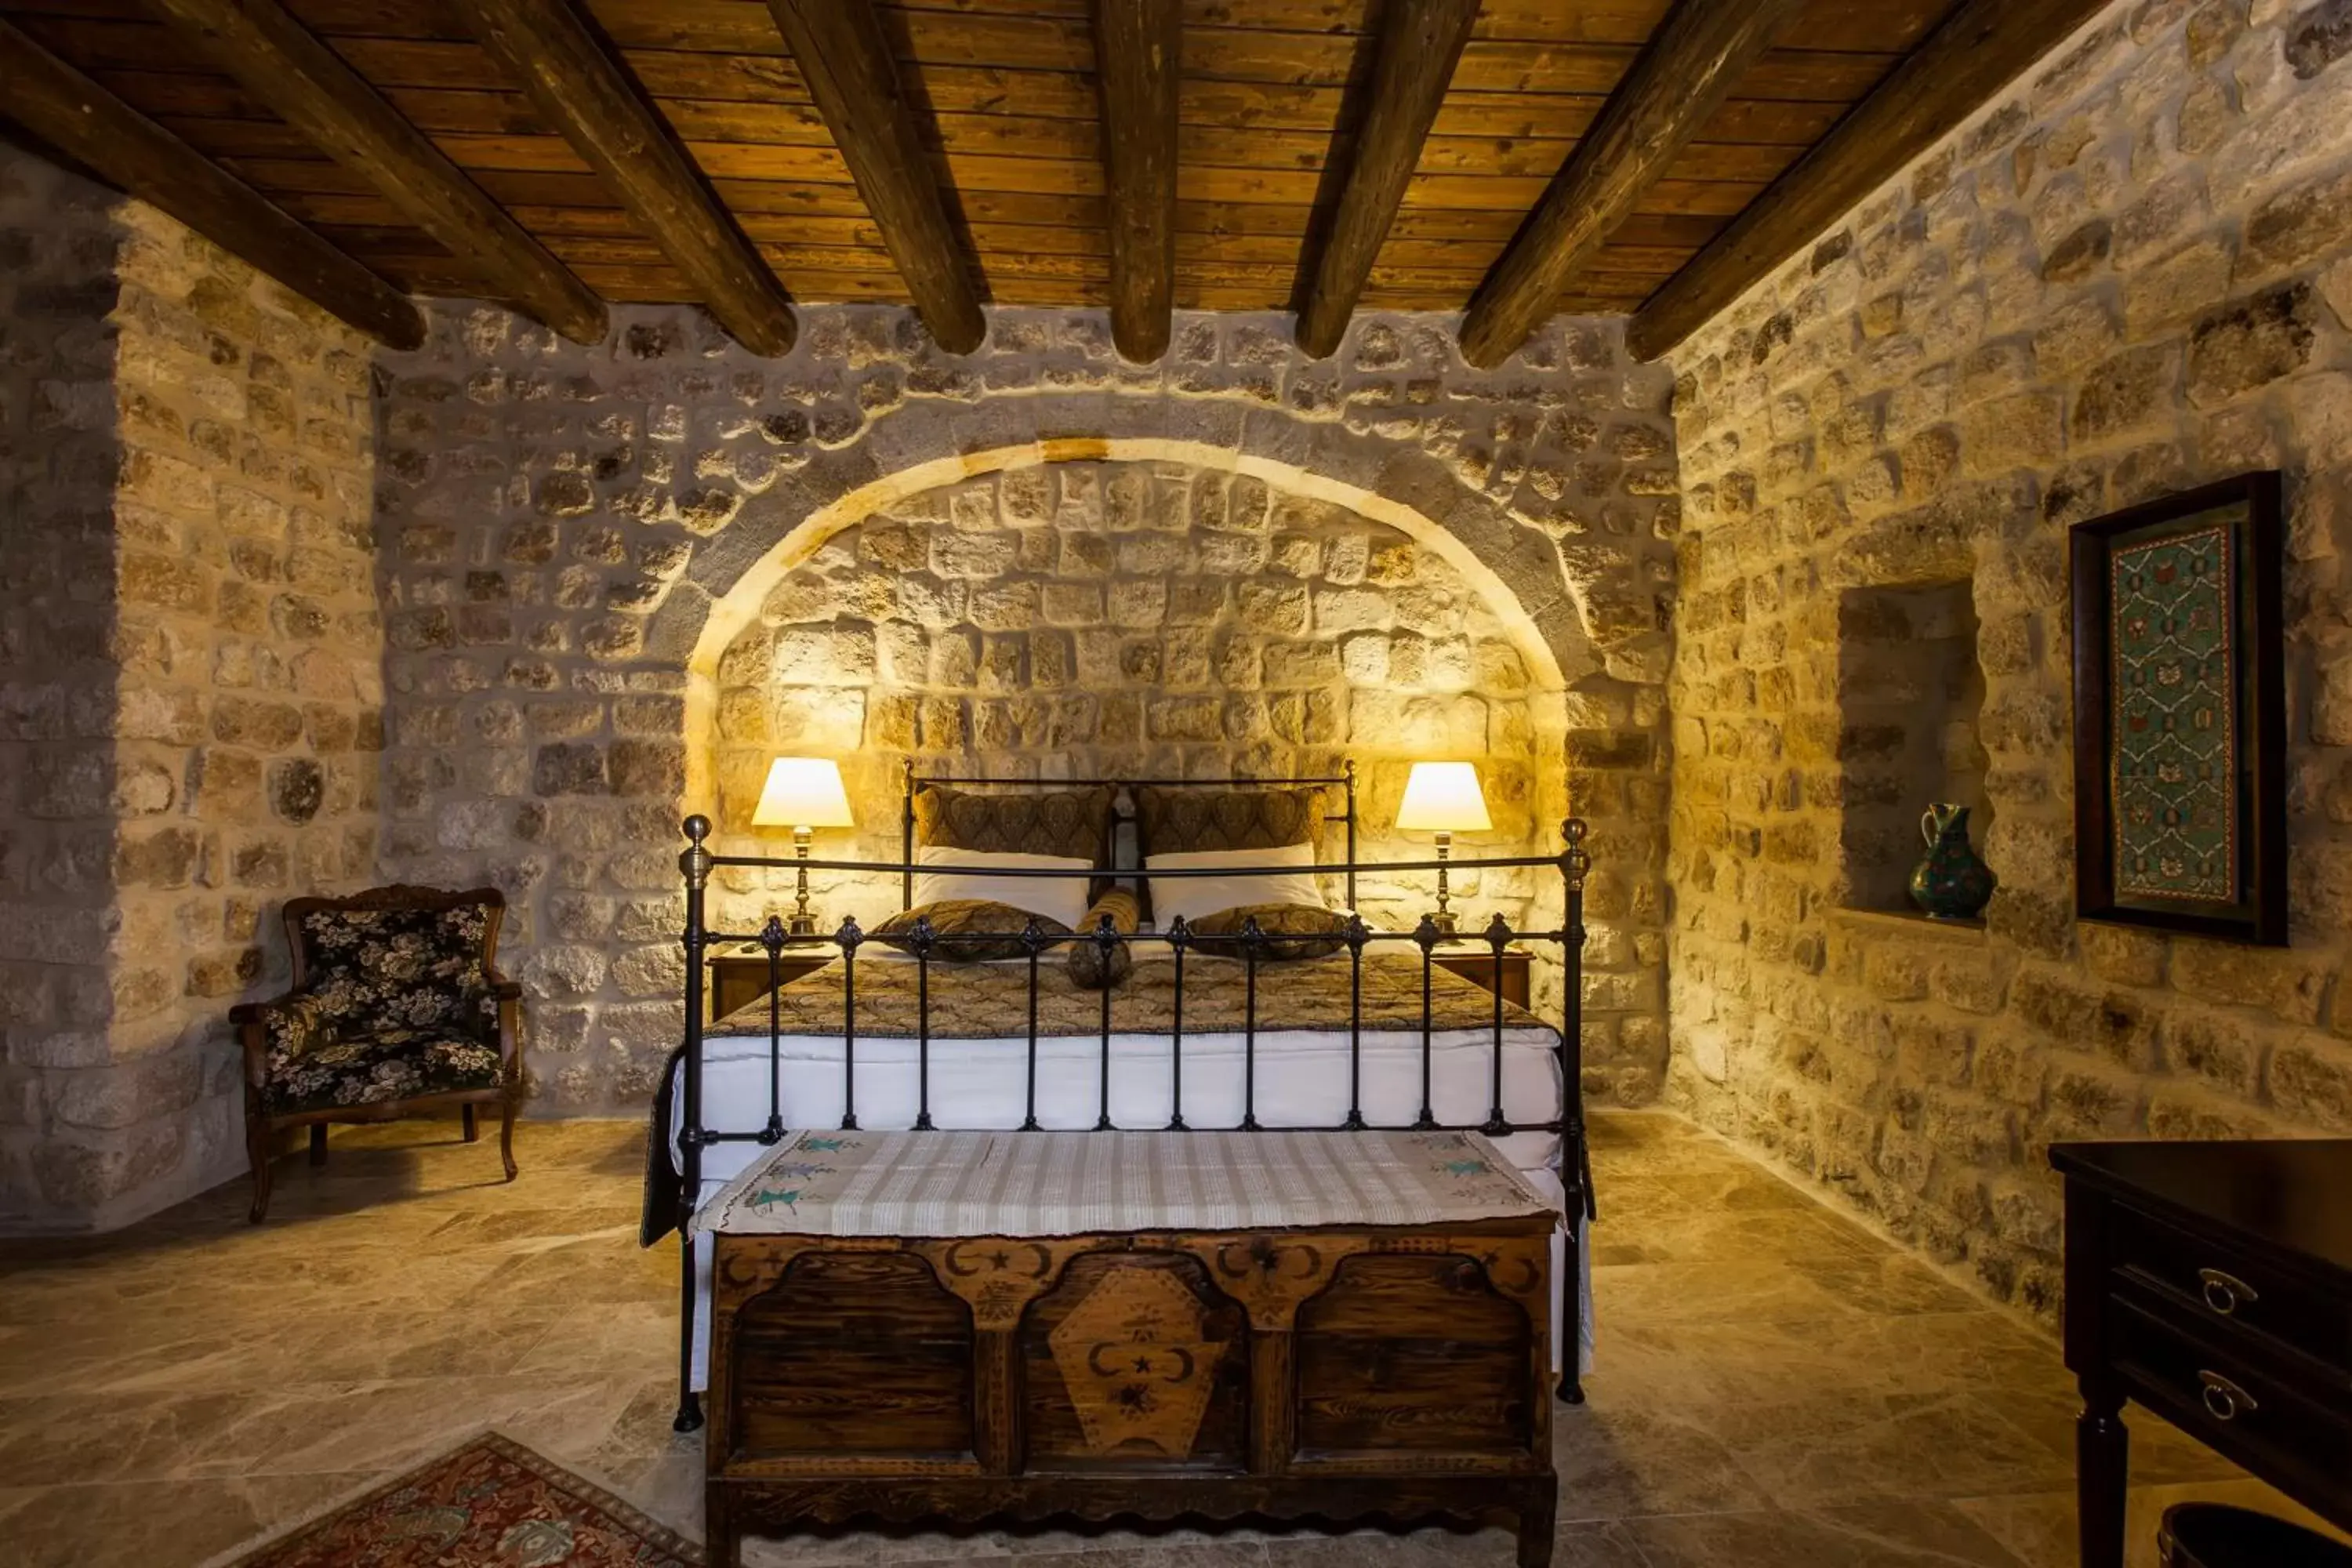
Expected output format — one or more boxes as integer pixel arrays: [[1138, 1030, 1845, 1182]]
[[1560, 817, 1591, 893], [681, 815, 714, 891]]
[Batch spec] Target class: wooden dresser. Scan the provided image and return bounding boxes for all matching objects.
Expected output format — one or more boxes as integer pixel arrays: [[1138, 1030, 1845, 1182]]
[[2052, 1138, 2352, 1568]]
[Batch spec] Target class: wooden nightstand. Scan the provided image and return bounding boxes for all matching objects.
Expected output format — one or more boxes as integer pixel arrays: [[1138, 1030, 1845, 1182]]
[[1432, 946, 1533, 1008], [706, 941, 837, 1021]]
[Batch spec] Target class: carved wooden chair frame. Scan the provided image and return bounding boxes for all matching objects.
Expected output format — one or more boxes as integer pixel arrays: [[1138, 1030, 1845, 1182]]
[[230, 884, 523, 1222]]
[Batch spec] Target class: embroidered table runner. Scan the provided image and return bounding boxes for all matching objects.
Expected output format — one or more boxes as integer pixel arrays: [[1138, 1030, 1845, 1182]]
[[692, 1128, 1555, 1238]]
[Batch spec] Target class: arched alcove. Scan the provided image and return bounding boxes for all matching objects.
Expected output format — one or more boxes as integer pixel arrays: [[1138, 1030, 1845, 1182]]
[[687, 451, 1571, 938]]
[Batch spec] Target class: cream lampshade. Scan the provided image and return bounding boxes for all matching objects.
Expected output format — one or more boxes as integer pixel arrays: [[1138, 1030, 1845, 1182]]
[[752, 757, 855, 832], [1397, 761, 1492, 834], [751, 758, 854, 935], [1397, 761, 1490, 935]]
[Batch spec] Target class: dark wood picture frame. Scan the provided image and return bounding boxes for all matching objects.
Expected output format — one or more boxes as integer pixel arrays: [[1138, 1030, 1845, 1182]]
[[2069, 470, 2286, 946]]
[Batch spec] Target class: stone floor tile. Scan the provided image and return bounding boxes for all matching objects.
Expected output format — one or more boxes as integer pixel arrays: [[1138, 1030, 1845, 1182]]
[[1259, 1528, 1516, 1565], [1620, 1501, 2031, 1566], [1549, 1519, 1659, 1567], [1585, 1200, 1877, 1267], [1784, 1246, 1990, 1316], [0, 1472, 375, 1568], [1697, 1391, 2079, 1506], [1552, 1405, 1778, 1521], [1587, 1257, 1867, 1326]]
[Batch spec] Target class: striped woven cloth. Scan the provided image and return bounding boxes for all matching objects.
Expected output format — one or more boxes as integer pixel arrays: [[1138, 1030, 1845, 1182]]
[[691, 1128, 1555, 1239]]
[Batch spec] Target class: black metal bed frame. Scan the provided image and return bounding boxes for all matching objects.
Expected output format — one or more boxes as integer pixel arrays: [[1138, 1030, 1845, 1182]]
[[666, 768, 1595, 1432]]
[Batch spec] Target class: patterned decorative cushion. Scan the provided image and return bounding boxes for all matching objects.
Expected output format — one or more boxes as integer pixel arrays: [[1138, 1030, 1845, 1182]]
[[913, 784, 1114, 866], [1067, 887, 1141, 990], [294, 902, 499, 1043], [1185, 902, 1350, 961], [265, 1026, 503, 1114], [1136, 786, 1326, 858], [874, 900, 1071, 964]]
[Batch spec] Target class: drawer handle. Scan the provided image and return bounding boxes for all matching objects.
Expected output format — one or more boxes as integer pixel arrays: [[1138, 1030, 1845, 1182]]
[[2198, 1268, 2260, 1316], [2198, 1370, 2258, 1422]]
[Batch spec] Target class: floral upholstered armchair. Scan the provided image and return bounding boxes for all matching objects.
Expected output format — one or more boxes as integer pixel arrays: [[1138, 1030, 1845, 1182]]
[[230, 885, 522, 1221]]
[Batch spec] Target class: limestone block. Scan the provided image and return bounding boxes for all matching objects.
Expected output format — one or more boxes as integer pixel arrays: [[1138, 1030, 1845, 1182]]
[[1959, 391, 2066, 470], [2272, 1034, 2352, 1129], [2070, 342, 2183, 442], [2240, 163, 2352, 278], [532, 742, 608, 797], [1109, 579, 1168, 629], [2123, 238, 2235, 336], [2171, 937, 2331, 1024], [971, 581, 1040, 631], [2187, 281, 2318, 405]]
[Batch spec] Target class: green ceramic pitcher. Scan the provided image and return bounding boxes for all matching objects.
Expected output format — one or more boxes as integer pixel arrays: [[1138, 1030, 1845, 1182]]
[[1910, 803, 1995, 920]]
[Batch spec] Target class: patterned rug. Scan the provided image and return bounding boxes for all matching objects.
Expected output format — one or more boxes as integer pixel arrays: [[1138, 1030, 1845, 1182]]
[[212, 1433, 702, 1567]]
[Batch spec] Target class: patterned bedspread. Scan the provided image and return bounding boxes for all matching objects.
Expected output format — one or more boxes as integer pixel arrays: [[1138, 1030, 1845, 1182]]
[[706, 947, 1551, 1040]]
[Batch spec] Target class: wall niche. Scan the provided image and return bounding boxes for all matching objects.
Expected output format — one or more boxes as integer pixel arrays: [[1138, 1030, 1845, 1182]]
[[702, 459, 1564, 934], [1834, 581, 1990, 915]]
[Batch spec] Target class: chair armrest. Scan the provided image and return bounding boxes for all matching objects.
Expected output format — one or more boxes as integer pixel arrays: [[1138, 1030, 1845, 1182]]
[[228, 993, 332, 1084], [486, 973, 524, 1002], [228, 993, 300, 1029]]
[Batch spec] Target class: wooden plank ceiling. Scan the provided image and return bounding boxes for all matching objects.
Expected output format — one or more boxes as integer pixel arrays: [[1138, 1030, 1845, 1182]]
[[1, 0, 1964, 353]]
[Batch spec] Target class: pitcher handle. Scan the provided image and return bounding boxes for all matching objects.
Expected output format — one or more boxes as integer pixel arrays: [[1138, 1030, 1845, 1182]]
[[1921, 808, 1936, 849]]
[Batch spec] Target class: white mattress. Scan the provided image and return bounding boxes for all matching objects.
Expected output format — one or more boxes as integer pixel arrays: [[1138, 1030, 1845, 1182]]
[[669, 1018, 1590, 1388]]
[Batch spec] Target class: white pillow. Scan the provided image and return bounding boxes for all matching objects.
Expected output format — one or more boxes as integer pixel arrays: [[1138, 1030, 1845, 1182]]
[[1145, 841, 1327, 931], [909, 845, 1094, 930]]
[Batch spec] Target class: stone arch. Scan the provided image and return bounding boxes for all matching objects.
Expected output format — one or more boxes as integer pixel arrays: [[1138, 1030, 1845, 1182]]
[[688, 450, 1570, 947], [681, 437, 1579, 812], [693, 436, 1577, 677], [653, 392, 1606, 703], [665, 393, 1602, 808]]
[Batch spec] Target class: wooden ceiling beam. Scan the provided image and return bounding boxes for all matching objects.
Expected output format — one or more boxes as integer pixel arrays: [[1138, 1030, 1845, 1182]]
[[1457, 0, 1806, 368], [461, 0, 796, 356], [1295, 0, 1479, 361], [1628, 0, 2114, 361], [1091, 0, 1181, 364], [144, 0, 604, 345], [0, 16, 423, 349], [765, 0, 985, 354]]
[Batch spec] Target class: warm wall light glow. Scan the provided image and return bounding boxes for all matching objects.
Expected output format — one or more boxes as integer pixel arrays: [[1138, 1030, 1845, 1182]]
[[1396, 761, 1492, 833], [751, 757, 855, 830]]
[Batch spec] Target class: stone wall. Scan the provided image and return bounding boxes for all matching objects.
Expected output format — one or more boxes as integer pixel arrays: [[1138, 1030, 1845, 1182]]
[[1665, 0, 2352, 1316], [0, 151, 124, 1227], [707, 459, 1553, 938], [0, 147, 380, 1232], [372, 303, 1679, 1113]]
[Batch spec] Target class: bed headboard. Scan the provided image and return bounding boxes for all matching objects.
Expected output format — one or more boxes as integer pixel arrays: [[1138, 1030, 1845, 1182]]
[[898, 760, 1360, 916]]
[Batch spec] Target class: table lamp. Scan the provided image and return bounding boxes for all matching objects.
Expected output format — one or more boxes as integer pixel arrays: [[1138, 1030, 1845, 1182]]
[[1396, 760, 1490, 935], [752, 757, 855, 935]]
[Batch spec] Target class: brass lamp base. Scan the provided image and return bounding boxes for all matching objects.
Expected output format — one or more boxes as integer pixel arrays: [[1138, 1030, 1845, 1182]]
[[1429, 829, 1459, 936], [790, 826, 820, 937]]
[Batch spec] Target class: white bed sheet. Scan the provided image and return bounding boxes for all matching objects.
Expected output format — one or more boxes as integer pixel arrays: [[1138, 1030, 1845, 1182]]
[[669, 1021, 1592, 1389]]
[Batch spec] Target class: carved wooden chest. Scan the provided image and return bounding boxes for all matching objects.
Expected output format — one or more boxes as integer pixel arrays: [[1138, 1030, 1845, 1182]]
[[700, 1135, 1560, 1567]]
